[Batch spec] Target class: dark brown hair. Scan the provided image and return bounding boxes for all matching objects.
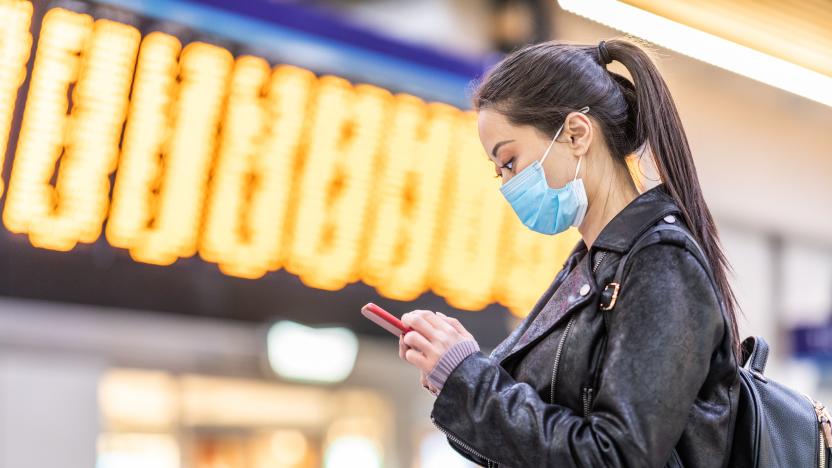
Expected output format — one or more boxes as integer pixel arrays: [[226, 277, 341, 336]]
[[472, 37, 741, 359]]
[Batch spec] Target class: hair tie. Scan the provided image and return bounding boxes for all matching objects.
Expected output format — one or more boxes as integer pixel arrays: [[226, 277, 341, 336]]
[[597, 40, 612, 66]]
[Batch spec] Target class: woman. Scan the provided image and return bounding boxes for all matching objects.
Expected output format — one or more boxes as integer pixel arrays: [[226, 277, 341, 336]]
[[397, 38, 741, 467]]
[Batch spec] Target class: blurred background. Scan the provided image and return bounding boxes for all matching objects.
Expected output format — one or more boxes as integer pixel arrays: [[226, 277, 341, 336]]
[[0, 0, 829, 467]]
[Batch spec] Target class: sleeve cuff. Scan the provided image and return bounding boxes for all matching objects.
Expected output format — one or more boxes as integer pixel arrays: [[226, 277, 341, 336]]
[[426, 339, 480, 393]]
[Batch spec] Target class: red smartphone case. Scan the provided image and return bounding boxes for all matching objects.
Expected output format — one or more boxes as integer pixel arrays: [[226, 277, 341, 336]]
[[361, 302, 412, 336]]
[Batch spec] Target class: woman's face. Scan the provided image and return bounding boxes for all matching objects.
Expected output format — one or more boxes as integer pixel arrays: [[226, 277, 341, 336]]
[[477, 108, 591, 189]]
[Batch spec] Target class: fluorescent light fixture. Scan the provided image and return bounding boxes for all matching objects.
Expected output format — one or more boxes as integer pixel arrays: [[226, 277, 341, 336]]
[[267, 320, 358, 384], [558, 0, 832, 108]]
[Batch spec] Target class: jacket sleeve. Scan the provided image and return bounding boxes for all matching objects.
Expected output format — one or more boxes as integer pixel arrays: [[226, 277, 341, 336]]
[[430, 244, 725, 467]]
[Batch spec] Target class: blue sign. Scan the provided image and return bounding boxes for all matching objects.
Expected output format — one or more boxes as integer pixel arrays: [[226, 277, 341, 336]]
[[793, 321, 832, 364]]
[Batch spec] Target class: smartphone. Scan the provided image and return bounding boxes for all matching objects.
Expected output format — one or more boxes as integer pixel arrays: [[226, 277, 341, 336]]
[[361, 302, 412, 337]]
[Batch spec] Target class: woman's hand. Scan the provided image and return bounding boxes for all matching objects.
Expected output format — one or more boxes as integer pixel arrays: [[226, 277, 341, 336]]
[[399, 334, 440, 395], [397, 309, 476, 376]]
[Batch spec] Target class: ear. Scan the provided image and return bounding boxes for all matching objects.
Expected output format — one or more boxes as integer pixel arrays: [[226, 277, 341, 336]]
[[561, 111, 593, 157]]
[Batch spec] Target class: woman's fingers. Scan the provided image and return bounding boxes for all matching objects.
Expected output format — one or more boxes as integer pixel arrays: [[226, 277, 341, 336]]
[[436, 311, 474, 340], [420, 371, 439, 395], [418, 310, 457, 336], [403, 330, 438, 361], [398, 309, 476, 380], [401, 310, 440, 341], [398, 334, 408, 360], [404, 347, 431, 371]]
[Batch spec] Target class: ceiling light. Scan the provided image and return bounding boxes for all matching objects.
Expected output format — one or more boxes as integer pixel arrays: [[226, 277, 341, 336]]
[[559, 0, 832, 107]]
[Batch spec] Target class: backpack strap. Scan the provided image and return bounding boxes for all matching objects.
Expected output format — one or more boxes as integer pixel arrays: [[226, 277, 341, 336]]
[[598, 219, 720, 312]]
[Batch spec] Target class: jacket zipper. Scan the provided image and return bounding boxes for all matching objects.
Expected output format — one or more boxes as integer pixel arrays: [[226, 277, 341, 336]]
[[819, 415, 825, 468], [592, 251, 608, 274], [550, 251, 607, 404], [583, 251, 607, 415], [431, 415, 500, 467], [550, 315, 576, 403], [806, 395, 832, 468], [582, 387, 594, 417]]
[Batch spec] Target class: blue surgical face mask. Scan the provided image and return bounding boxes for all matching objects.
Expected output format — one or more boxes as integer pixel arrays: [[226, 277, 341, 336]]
[[499, 106, 590, 235]]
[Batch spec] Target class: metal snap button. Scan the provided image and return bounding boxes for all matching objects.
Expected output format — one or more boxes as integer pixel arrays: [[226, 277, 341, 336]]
[[663, 215, 676, 224], [579, 283, 590, 296]]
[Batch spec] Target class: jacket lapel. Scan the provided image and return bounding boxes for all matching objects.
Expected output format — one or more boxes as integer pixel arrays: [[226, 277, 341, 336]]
[[488, 268, 564, 362], [499, 252, 596, 365], [489, 240, 589, 364]]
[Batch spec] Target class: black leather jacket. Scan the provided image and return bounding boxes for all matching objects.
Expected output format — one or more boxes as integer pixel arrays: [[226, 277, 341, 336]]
[[430, 184, 740, 468]]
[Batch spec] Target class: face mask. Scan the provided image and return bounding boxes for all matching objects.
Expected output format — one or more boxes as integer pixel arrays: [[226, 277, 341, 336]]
[[499, 106, 590, 235]]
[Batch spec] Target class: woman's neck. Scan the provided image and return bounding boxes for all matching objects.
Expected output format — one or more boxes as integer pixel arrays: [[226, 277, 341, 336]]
[[579, 176, 640, 250]]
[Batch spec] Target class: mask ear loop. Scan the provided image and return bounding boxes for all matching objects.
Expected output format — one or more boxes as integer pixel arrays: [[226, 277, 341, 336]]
[[539, 124, 563, 166], [573, 106, 589, 181], [573, 154, 583, 181]]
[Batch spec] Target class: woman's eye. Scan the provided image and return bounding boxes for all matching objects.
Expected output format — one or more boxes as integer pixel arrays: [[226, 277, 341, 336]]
[[493, 158, 515, 178]]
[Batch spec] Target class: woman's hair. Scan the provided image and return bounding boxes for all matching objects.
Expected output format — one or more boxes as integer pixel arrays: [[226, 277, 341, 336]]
[[472, 37, 741, 359]]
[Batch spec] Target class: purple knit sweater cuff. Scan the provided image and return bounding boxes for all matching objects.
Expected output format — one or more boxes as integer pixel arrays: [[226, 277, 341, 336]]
[[427, 339, 480, 394]]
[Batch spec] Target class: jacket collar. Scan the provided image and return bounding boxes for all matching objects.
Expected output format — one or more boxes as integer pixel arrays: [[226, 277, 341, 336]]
[[569, 183, 681, 256], [490, 184, 681, 365]]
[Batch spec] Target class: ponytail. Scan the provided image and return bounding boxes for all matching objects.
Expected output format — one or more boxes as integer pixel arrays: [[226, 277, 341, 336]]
[[603, 38, 742, 359]]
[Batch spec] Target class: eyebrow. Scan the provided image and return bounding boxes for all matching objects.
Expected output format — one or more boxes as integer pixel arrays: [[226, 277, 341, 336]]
[[490, 139, 515, 160]]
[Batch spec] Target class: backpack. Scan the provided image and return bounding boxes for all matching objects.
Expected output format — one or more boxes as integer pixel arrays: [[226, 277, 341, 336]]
[[602, 218, 832, 468]]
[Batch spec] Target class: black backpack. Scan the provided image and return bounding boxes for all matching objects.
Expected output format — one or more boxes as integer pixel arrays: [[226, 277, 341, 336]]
[[605, 220, 832, 468]]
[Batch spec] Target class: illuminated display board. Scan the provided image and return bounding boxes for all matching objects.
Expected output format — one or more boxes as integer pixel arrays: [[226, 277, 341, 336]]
[[0, 0, 580, 317]]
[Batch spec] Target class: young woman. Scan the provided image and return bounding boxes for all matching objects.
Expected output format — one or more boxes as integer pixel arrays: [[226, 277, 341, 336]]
[[397, 38, 741, 467]]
